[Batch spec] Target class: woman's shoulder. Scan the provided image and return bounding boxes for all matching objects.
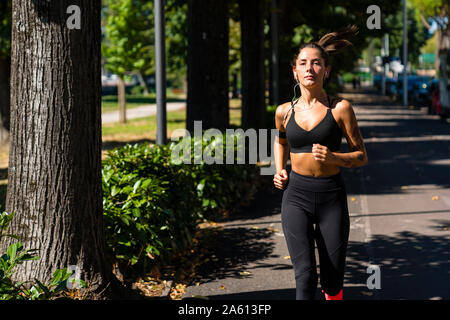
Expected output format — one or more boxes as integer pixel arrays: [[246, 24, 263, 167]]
[[329, 95, 352, 111], [275, 102, 293, 128], [275, 102, 292, 118]]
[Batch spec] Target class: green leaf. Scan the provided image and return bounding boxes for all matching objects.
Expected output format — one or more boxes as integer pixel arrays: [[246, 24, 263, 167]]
[[133, 180, 142, 193], [34, 278, 52, 298], [30, 285, 42, 300], [132, 208, 141, 218], [6, 243, 19, 262], [111, 185, 120, 196], [51, 268, 65, 285]]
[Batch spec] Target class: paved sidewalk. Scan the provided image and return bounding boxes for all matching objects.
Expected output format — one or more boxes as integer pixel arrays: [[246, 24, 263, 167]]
[[181, 87, 450, 300], [102, 102, 186, 124]]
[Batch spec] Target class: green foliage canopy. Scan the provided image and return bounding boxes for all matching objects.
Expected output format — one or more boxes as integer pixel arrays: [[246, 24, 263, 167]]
[[0, 0, 11, 58]]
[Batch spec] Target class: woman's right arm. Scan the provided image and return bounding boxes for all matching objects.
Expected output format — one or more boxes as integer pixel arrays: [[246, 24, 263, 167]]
[[273, 105, 290, 189]]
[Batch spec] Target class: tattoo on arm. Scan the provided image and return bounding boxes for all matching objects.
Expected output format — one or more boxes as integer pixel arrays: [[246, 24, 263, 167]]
[[349, 125, 364, 152]]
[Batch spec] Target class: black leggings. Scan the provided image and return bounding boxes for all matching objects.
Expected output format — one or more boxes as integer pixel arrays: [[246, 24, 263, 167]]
[[281, 169, 350, 300]]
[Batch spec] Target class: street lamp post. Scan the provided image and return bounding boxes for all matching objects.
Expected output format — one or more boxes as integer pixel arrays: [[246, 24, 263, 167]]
[[155, 0, 167, 144], [271, 0, 279, 106], [402, 0, 408, 106]]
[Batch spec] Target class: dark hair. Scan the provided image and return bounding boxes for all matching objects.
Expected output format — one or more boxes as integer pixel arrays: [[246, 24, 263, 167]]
[[290, 25, 359, 68]]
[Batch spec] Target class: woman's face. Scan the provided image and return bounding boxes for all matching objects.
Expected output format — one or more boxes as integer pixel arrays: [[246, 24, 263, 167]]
[[293, 47, 330, 88]]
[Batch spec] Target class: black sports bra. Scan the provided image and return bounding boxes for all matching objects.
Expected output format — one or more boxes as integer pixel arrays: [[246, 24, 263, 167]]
[[285, 95, 343, 153]]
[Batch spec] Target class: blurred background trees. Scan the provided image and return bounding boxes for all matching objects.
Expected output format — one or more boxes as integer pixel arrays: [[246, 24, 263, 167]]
[[0, 0, 11, 143], [0, 0, 446, 135]]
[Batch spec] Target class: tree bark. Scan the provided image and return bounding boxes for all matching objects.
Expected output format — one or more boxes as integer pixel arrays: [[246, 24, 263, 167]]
[[1, 0, 123, 298], [186, 0, 229, 132], [239, 0, 266, 130], [118, 76, 127, 123], [435, 29, 442, 73], [0, 56, 10, 143], [277, 0, 296, 104], [137, 71, 149, 96]]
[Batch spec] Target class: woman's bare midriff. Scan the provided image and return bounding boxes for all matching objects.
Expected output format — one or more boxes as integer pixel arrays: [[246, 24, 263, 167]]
[[290, 152, 340, 177]]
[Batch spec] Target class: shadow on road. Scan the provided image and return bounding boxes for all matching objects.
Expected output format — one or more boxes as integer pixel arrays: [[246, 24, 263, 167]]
[[346, 230, 450, 300], [340, 88, 450, 194], [185, 227, 450, 300], [191, 227, 277, 285]]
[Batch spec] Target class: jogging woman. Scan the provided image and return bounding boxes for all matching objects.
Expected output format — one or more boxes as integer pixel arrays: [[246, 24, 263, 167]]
[[273, 25, 368, 300]]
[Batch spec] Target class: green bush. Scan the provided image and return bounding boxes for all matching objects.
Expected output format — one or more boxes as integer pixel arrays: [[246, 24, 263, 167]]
[[102, 132, 260, 276], [0, 211, 84, 300]]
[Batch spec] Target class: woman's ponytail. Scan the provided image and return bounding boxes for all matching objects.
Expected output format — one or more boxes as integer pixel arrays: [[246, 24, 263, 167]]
[[316, 24, 359, 56], [291, 24, 359, 67]]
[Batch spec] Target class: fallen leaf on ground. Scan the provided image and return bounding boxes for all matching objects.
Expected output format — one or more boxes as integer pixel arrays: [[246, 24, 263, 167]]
[[432, 196, 439, 200]]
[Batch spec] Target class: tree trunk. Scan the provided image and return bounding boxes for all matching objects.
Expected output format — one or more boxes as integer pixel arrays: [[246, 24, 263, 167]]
[[277, 0, 296, 104], [231, 72, 238, 99], [186, 0, 229, 132], [0, 56, 10, 143], [1, 0, 123, 298], [239, 0, 266, 130], [118, 76, 127, 123], [435, 29, 441, 73], [137, 71, 150, 96]]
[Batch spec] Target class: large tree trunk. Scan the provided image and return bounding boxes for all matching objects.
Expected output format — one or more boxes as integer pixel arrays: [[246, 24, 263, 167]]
[[0, 56, 10, 143], [239, 0, 266, 130], [274, 0, 296, 104], [186, 0, 229, 132], [1, 0, 122, 298]]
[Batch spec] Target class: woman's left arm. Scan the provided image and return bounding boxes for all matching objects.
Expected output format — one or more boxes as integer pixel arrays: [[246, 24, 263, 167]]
[[312, 100, 368, 168], [332, 100, 368, 168]]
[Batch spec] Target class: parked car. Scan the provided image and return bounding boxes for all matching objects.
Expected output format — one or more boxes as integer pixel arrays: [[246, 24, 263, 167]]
[[410, 76, 433, 107], [386, 77, 399, 97], [373, 75, 398, 97], [395, 75, 432, 105]]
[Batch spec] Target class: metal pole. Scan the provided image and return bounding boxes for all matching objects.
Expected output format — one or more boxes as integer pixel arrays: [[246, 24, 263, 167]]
[[155, 0, 167, 144], [385, 34, 389, 74], [385, 34, 390, 92], [402, 0, 408, 106], [271, 0, 279, 106], [381, 39, 386, 95]]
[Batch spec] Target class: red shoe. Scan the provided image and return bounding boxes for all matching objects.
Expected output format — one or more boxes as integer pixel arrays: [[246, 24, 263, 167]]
[[322, 289, 343, 300]]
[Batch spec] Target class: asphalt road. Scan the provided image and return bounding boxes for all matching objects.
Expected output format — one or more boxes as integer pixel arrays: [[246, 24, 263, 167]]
[[182, 87, 450, 300]]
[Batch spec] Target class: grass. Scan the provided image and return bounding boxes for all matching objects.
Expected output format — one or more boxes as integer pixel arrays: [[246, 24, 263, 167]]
[[102, 98, 243, 142], [101, 98, 243, 160], [0, 98, 243, 168]]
